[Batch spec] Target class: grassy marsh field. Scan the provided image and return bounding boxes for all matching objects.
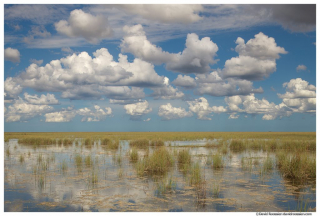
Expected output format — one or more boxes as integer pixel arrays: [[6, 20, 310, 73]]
[[4, 132, 316, 212]]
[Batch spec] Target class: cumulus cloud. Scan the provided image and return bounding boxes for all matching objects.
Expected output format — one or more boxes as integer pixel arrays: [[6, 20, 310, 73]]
[[158, 103, 192, 120], [4, 77, 23, 99], [29, 59, 43, 65], [116, 4, 203, 24], [124, 100, 152, 120], [296, 65, 307, 71], [151, 77, 184, 100], [4, 47, 20, 63], [225, 94, 292, 120], [222, 32, 287, 80], [278, 78, 316, 113], [195, 71, 263, 97], [278, 78, 316, 99], [121, 25, 218, 74], [187, 97, 227, 120], [55, 9, 113, 43], [61, 47, 73, 53], [172, 75, 197, 89], [45, 110, 76, 122], [5, 97, 54, 122], [77, 105, 112, 122], [24, 93, 59, 105], [5, 48, 165, 100]]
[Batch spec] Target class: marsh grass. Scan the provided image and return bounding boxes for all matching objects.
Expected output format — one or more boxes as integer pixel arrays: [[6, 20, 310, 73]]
[[136, 147, 173, 176], [60, 160, 68, 174], [106, 140, 119, 150], [84, 138, 92, 146], [177, 149, 191, 165], [85, 155, 93, 167], [150, 139, 165, 146], [37, 154, 43, 164], [118, 168, 123, 179], [276, 151, 316, 182], [296, 198, 311, 212], [229, 139, 246, 152], [155, 176, 176, 196], [91, 171, 98, 185], [19, 154, 24, 163], [129, 148, 139, 162], [130, 139, 149, 148], [6, 148, 10, 157], [189, 163, 203, 186], [211, 154, 223, 169], [75, 154, 83, 172], [101, 138, 111, 145], [212, 181, 220, 198], [241, 157, 254, 172]]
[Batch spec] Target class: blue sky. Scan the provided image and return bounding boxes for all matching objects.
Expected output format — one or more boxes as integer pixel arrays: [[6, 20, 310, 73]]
[[3, 4, 316, 132]]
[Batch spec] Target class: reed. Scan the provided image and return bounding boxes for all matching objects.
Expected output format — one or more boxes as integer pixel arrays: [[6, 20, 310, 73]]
[[136, 147, 173, 176], [129, 148, 139, 162], [130, 139, 149, 148]]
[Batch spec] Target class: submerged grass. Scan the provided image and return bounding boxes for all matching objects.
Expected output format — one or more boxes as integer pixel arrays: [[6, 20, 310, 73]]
[[155, 176, 176, 196]]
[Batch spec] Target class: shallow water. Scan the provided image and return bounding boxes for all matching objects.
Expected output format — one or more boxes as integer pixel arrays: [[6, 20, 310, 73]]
[[4, 139, 316, 212]]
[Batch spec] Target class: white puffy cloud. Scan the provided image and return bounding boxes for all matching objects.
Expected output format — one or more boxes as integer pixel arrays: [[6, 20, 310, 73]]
[[121, 25, 218, 74], [195, 71, 263, 97], [151, 77, 184, 100], [29, 59, 43, 65], [234, 32, 287, 60], [158, 103, 192, 120], [278, 78, 316, 113], [4, 77, 22, 99], [222, 32, 287, 80], [5, 98, 54, 122], [228, 113, 239, 119], [4, 47, 20, 63], [121, 25, 174, 64], [24, 93, 59, 105], [45, 110, 76, 122], [172, 75, 197, 89], [124, 100, 152, 120], [225, 94, 292, 120], [143, 118, 151, 122], [55, 9, 113, 43], [5, 48, 165, 100], [116, 5, 203, 24], [278, 78, 316, 99], [296, 65, 307, 71], [77, 105, 112, 122], [187, 97, 227, 120]]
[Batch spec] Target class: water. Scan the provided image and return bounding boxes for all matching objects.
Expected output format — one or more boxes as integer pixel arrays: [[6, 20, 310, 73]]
[[4, 139, 316, 212]]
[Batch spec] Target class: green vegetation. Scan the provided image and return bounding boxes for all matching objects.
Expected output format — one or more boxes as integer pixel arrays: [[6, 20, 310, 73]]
[[85, 155, 93, 167], [189, 163, 202, 186], [101, 138, 111, 145], [177, 149, 191, 165], [19, 154, 24, 163], [129, 148, 139, 162], [211, 153, 224, 169], [276, 151, 315, 182], [150, 139, 165, 146], [130, 139, 149, 148], [212, 181, 220, 198], [155, 176, 176, 196], [60, 160, 68, 174], [229, 139, 246, 152], [136, 147, 174, 176]]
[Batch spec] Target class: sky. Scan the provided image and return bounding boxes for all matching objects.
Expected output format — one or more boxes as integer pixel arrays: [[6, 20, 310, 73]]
[[3, 4, 316, 132]]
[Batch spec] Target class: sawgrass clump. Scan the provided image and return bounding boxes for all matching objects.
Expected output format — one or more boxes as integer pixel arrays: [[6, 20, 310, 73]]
[[136, 147, 174, 176], [130, 139, 149, 148]]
